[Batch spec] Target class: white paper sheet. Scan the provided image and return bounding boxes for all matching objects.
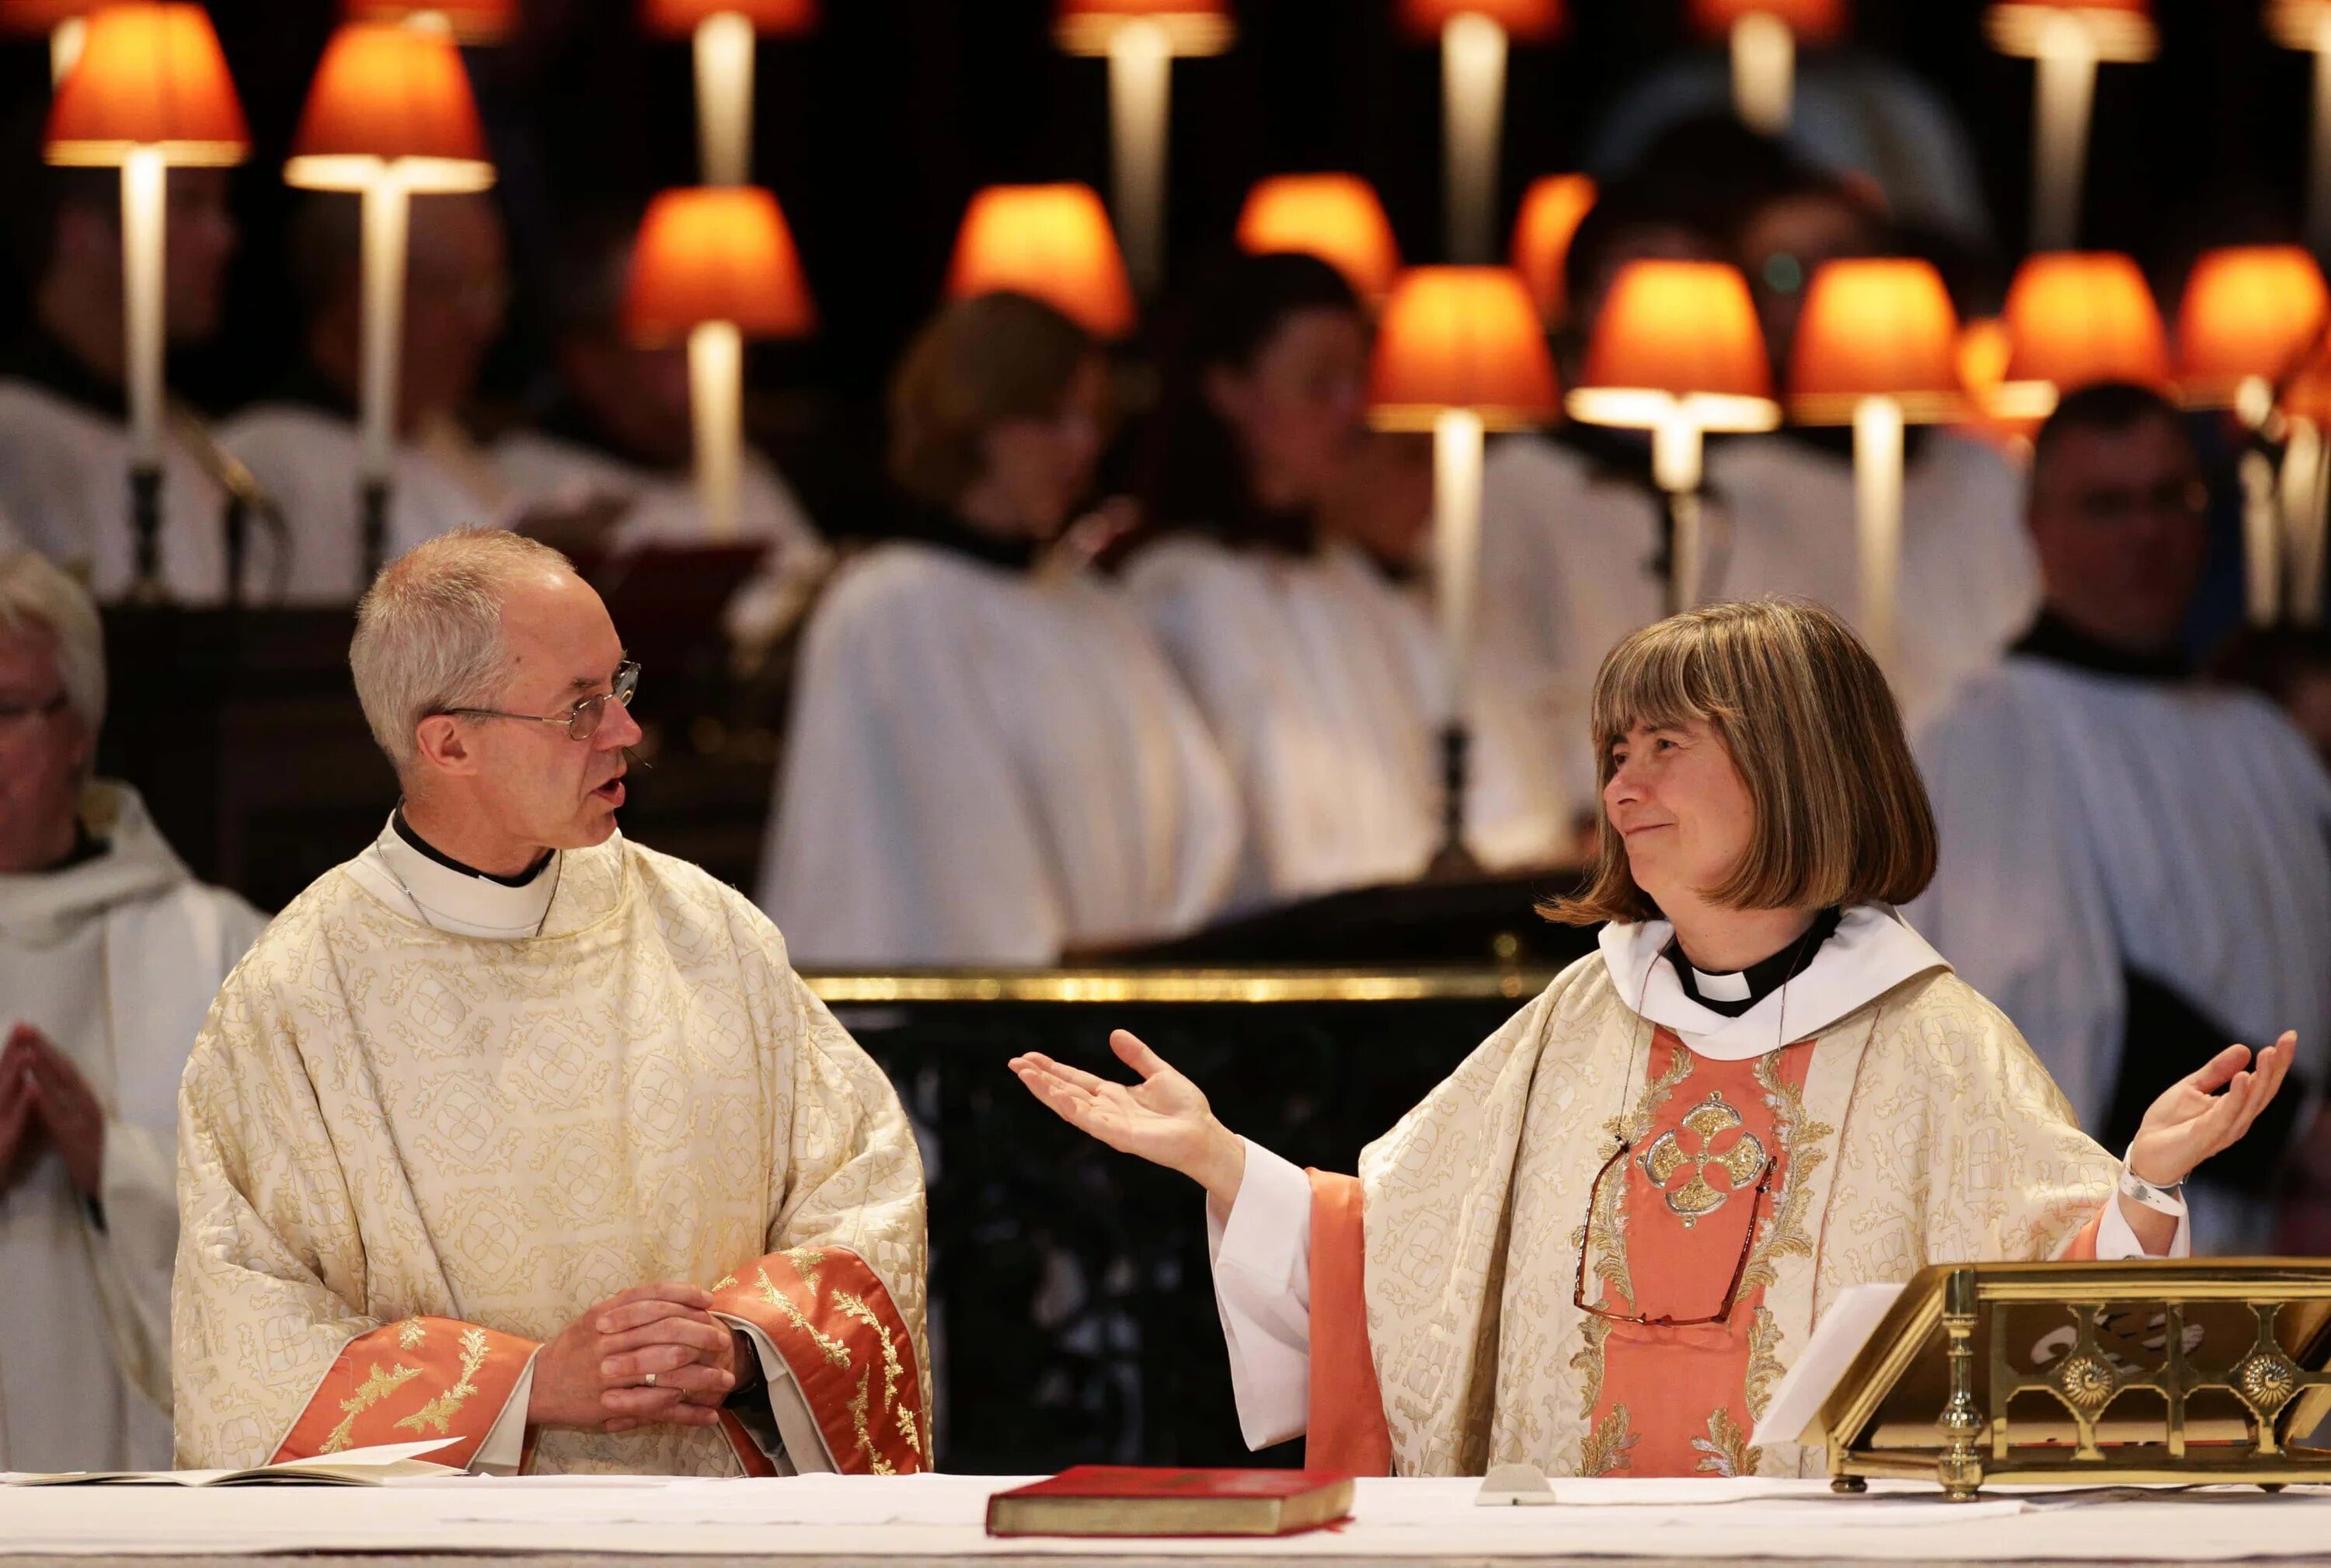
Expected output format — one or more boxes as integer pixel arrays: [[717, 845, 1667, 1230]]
[[1752, 1281, 1908, 1448]]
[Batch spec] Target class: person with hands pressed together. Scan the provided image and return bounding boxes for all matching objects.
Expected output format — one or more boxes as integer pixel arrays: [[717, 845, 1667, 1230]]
[[1014, 598, 2294, 1479], [0, 552, 267, 1475], [173, 530, 928, 1476]]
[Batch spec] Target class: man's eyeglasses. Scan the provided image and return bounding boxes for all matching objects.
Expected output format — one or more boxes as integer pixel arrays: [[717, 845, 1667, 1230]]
[[1571, 1134, 1774, 1328], [443, 660, 639, 742], [0, 692, 70, 727]]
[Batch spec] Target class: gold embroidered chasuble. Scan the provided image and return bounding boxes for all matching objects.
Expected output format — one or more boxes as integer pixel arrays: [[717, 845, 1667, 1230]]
[[172, 833, 928, 1476], [1354, 949, 2120, 1479]]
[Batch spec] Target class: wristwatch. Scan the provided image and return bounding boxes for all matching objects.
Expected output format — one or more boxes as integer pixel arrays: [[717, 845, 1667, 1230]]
[[2117, 1145, 2190, 1218]]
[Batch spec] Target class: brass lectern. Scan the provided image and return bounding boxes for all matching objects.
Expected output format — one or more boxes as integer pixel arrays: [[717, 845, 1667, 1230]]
[[1801, 1261, 2331, 1500]]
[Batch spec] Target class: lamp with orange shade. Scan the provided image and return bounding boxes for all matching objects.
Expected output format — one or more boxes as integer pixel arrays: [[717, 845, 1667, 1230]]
[[1688, 0, 1846, 134], [1508, 172, 1594, 324], [1788, 258, 1962, 669], [2176, 246, 2331, 624], [943, 183, 1138, 340], [1566, 259, 1779, 611], [286, 20, 494, 584], [626, 186, 815, 542], [2269, 2, 2331, 253], [44, 2, 248, 599], [642, 0, 819, 186], [342, 0, 515, 43], [2, 0, 98, 84], [1995, 250, 2170, 414], [1397, 0, 1563, 265], [1368, 265, 1557, 870], [1984, 1, 2156, 251], [1235, 174, 1401, 303], [1055, 2, 1232, 298]]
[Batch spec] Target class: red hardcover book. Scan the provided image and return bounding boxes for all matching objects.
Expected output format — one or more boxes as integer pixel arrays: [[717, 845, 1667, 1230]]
[[984, 1466, 1356, 1538]]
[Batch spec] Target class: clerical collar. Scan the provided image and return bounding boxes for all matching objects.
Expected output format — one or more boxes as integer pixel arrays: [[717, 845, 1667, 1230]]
[[1664, 907, 1844, 1019], [373, 812, 560, 940], [0, 325, 127, 420], [1600, 904, 1949, 1060], [2012, 612, 2190, 683], [887, 497, 1046, 573]]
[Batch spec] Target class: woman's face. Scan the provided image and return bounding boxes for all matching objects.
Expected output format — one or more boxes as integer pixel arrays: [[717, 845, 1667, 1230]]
[[1602, 716, 1757, 909], [979, 356, 1111, 538], [1204, 306, 1368, 511]]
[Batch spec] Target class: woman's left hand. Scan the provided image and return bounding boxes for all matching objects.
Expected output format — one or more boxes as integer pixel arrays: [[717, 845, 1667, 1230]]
[[2127, 1033, 2297, 1188]]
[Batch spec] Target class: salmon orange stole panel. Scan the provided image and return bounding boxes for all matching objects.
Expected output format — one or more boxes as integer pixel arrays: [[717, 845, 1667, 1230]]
[[709, 1246, 929, 1476], [271, 1315, 535, 1467], [1303, 1169, 1392, 1476]]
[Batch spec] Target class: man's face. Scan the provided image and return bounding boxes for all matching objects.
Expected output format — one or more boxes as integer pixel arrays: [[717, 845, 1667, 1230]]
[[452, 571, 642, 854], [2028, 413, 2210, 653], [400, 193, 508, 420], [165, 169, 237, 343], [0, 625, 91, 875]]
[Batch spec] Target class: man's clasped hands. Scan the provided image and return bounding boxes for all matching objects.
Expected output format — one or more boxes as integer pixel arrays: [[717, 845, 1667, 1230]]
[[530, 1282, 761, 1433]]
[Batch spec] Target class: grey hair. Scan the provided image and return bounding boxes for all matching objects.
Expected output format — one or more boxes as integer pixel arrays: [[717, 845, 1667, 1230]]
[[0, 550, 106, 738], [350, 529, 575, 772]]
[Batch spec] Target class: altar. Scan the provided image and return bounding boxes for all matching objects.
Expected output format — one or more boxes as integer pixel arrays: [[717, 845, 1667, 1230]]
[[7, 1475, 2331, 1565]]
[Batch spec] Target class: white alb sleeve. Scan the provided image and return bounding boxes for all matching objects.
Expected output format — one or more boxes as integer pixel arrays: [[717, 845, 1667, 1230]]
[[1207, 1138, 1315, 1451], [2094, 1193, 2192, 1260]]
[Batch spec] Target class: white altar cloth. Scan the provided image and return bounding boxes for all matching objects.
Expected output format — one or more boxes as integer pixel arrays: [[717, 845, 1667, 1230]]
[[3, 1474, 2331, 1559]]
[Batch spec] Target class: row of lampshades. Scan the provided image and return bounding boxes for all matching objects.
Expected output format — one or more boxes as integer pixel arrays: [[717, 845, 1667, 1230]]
[[18, 2, 2331, 674]]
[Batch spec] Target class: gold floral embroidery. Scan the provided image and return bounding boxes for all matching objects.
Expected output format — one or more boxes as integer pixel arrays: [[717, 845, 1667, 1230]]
[[1740, 1054, 1834, 1294], [1578, 1403, 1639, 1477], [783, 1246, 827, 1294], [1691, 1407, 1760, 1477], [1578, 1040, 1698, 1311], [846, 1368, 896, 1476], [754, 1267, 851, 1368], [710, 1275, 738, 1291], [1744, 1306, 1786, 1422], [1641, 1092, 1768, 1228], [831, 1291, 903, 1417], [395, 1319, 427, 1350], [1570, 1316, 1611, 1420], [394, 1327, 492, 1437], [896, 1399, 924, 1464], [321, 1362, 423, 1454]]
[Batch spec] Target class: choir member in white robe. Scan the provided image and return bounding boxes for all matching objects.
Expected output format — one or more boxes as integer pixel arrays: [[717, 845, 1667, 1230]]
[[0, 552, 265, 1473], [763, 294, 1238, 965], [1120, 254, 1567, 908], [173, 530, 929, 1476], [1015, 601, 2290, 1476], [220, 193, 514, 604], [1907, 383, 2331, 1252], [492, 208, 831, 654], [0, 166, 262, 604]]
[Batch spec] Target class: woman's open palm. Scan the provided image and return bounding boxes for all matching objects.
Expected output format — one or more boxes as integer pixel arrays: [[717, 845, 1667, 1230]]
[[1009, 1031, 1246, 1204], [2127, 1032, 2297, 1187]]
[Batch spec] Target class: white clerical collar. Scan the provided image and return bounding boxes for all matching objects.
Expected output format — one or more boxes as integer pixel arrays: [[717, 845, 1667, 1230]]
[[365, 814, 561, 940], [1598, 903, 1949, 1060]]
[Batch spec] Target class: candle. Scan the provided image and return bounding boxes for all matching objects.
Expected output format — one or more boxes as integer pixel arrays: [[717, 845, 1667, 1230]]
[[1730, 12, 1795, 134], [119, 145, 167, 472], [1852, 394, 1905, 669], [1106, 17, 1172, 298], [694, 9, 754, 185], [1432, 408, 1486, 725], [357, 177, 412, 487], [689, 319, 744, 541], [1441, 12, 1507, 265], [2029, 12, 2099, 252]]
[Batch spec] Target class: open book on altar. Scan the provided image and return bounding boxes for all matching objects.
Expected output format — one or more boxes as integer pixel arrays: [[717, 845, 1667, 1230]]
[[2, 1439, 462, 1487], [1751, 1281, 1908, 1448]]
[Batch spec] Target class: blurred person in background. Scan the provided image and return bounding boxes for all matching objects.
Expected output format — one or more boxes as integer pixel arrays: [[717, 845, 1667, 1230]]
[[2211, 625, 2331, 774], [493, 206, 831, 657], [0, 120, 252, 603], [0, 550, 266, 1474], [761, 292, 1239, 966], [1120, 253, 1568, 909], [220, 190, 514, 604], [1908, 382, 2331, 1253]]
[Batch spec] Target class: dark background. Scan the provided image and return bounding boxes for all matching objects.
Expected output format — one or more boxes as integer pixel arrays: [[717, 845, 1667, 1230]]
[[1, 0, 2319, 532]]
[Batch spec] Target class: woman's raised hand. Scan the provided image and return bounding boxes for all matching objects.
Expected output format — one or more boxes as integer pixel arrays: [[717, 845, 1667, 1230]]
[[1009, 1030, 1248, 1208], [2127, 1032, 2298, 1189]]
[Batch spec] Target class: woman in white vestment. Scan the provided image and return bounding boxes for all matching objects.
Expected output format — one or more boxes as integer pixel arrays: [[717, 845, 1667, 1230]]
[[758, 294, 1239, 967], [1011, 598, 2295, 1479], [1119, 253, 1570, 910]]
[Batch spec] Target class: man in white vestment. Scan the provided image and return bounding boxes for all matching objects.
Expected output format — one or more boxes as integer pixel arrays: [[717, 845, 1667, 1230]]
[[491, 208, 831, 655], [221, 193, 515, 604], [173, 530, 929, 1476], [0, 152, 262, 604], [1908, 382, 2331, 1251], [0, 552, 266, 1473]]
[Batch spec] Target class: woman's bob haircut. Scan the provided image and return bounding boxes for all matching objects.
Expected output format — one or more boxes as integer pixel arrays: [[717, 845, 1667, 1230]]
[[1546, 598, 1939, 927]]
